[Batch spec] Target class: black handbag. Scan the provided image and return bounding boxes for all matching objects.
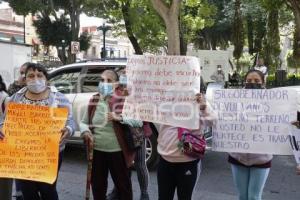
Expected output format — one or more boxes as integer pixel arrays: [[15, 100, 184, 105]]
[[122, 124, 144, 150]]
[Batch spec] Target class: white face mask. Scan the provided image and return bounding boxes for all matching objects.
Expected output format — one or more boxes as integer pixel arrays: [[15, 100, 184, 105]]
[[27, 79, 47, 94]]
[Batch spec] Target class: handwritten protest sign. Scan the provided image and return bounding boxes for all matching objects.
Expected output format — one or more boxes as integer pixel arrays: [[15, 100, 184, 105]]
[[0, 103, 68, 184], [210, 88, 297, 155], [289, 124, 300, 164], [122, 55, 201, 129]]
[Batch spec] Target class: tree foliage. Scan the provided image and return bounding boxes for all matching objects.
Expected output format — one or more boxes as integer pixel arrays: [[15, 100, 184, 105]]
[[233, 0, 244, 66], [179, 0, 216, 54], [194, 0, 232, 50], [87, 0, 215, 55], [286, 0, 300, 65], [6, 0, 92, 64], [85, 0, 166, 54]]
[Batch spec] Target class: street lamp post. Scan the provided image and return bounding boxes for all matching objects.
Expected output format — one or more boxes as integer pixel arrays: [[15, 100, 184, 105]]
[[97, 23, 111, 59]]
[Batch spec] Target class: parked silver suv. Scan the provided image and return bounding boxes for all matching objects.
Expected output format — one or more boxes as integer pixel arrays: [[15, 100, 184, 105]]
[[48, 59, 159, 169]]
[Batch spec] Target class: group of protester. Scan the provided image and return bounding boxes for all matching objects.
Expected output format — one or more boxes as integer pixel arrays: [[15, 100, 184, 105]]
[[0, 61, 298, 200]]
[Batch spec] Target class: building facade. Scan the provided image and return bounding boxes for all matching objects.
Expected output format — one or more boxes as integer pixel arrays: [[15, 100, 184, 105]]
[[79, 25, 134, 60]]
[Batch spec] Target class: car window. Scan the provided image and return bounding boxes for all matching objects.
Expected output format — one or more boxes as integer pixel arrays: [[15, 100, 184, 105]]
[[82, 67, 107, 93], [49, 68, 81, 94], [82, 66, 125, 93]]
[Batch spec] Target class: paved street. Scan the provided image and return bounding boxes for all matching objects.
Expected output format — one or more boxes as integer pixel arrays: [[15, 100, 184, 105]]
[[57, 146, 300, 200]]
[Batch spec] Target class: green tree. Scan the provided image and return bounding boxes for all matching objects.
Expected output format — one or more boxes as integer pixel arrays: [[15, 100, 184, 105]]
[[7, 0, 92, 64], [260, 0, 283, 72], [193, 0, 232, 50], [87, 0, 167, 55], [150, 0, 182, 55], [286, 0, 300, 66], [243, 0, 267, 55], [179, 0, 216, 54], [79, 31, 92, 52], [88, 0, 215, 55], [232, 0, 244, 69]]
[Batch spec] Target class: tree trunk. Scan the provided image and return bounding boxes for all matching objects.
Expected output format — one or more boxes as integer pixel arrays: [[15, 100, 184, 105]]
[[179, 34, 187, 55], [150, 0, 181, 55], [57, 47, 67, 65], [293, 8, 300, 62], [286, 0, 300, 64], [263, 9, 280, 71], [179, 16, 187, 55], [253, 17, 266, 53], [165, 17, 180, 55], [247, 15, 254, 55], [66, 0, 80, 64], [121, 1, 143, 55], [233, 0, 244, 61]]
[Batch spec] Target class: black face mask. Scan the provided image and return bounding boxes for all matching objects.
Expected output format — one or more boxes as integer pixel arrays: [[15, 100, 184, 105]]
[[244, 82, 262, 89]]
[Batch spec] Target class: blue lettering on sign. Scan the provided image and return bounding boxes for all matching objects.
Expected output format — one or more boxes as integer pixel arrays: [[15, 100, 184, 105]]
[[256, 114, 290, 123], [214, 89, 289, 100], [217, 112, 249, 122], [212, 140, 250, 150], [212, 102, 269, 113], [268, 135, 289, 143], [250, 125, 262, 132]]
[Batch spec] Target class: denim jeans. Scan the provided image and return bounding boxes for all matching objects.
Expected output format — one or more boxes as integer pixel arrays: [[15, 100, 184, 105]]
[[231, 164, 270, 200]]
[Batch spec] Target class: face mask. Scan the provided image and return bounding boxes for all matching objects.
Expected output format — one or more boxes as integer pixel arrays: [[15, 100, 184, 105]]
[[98, 82, 113, 96], [245, 82, 262, 89], [27, 79, 47, 93], [119, 75, 127, 85]]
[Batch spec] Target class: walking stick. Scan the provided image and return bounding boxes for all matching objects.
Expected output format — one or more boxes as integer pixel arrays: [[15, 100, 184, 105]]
[[85, 139, 93, 200]]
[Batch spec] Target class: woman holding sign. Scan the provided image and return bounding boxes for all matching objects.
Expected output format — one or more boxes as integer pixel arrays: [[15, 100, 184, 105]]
[[157, 93, 214, 200], [106, 70, 151, 200], [80, 70, 142, 200], [229, 69, 272, 200], [0, 63, 74, 200]]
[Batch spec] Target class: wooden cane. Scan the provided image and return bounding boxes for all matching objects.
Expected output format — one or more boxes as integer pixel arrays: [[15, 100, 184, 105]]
[[85, 139, 93, 200]]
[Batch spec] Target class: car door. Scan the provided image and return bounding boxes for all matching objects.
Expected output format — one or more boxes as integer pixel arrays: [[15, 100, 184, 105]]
[[48, 67, 83, 134]]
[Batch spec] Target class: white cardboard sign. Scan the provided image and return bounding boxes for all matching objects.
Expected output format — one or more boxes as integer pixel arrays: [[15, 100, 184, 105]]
[[211, 88, 297, 155], [289, 124, 300, 164], [122, 55, 201, 129]]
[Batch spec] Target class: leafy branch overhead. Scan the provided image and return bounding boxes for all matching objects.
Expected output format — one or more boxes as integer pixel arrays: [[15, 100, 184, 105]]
[[6, 0, 92, 64], [86, 0, 216, 55]]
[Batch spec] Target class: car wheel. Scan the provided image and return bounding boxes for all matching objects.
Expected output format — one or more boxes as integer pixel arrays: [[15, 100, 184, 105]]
[[145, 124, 159, 170]]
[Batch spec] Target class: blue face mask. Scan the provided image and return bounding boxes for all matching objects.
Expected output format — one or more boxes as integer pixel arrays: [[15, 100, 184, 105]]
[[119, 75, 127, 85], [98, 82, 113, 96]]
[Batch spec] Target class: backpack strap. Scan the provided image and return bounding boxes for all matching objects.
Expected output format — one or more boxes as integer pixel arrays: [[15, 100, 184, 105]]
[[87, 94, 101, 133]]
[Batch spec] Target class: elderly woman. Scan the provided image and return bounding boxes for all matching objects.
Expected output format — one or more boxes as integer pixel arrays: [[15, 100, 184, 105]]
[[0, 63, 75, 200], [80, 69, 141, 200]]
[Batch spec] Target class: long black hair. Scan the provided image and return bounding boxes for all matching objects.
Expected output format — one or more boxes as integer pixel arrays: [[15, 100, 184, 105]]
[[0, 75, 7, 92]]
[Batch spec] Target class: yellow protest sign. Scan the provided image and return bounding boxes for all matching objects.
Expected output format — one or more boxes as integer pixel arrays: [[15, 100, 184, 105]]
[[0, 103, 68, 184]]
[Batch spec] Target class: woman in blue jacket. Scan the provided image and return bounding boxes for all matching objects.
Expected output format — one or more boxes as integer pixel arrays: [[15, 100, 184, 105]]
[[0, 63, 75, 200]]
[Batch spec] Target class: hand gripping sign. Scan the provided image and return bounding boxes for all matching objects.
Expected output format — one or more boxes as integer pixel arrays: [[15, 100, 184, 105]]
[[0, 103, 68, 184]]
